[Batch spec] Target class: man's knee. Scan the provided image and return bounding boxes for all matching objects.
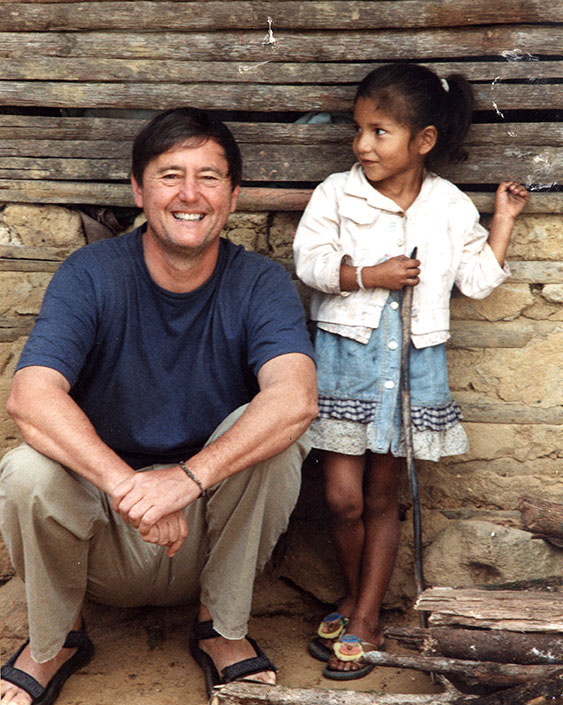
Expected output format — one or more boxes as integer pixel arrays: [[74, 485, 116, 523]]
[[0, 443, 61, 504]]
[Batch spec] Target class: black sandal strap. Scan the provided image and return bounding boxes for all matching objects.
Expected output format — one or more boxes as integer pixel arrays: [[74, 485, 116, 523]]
[[221, 636, 277, 684], [63, 619, 89, 649], [1, 659, 44, 700], [191, 619, 222, 641]]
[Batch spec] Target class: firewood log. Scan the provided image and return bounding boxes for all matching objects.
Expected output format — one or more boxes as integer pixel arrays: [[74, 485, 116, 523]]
[[452, 667, 563, 705], [518, 496, 563, 547], [385, 625, 563, 664]]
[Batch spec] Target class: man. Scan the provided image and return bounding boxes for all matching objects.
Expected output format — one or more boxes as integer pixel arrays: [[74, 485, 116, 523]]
[[0, 107, 317, 705]]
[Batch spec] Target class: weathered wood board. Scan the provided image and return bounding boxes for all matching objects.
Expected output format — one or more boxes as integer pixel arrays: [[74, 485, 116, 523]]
[[0, 1, 560, 203], [415, 587, 563, 632]]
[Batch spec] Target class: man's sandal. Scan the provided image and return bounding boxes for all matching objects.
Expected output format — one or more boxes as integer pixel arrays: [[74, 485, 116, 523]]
[[322, 633, 384, 681], [308, 611, 348, 662], [188, 618, 277, 698], [0, 619, 94, 705]]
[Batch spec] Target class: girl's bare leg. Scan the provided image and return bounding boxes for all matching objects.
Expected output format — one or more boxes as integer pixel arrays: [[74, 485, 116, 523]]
[[326, 452, 401, 673], [322, 451, 366, 619]]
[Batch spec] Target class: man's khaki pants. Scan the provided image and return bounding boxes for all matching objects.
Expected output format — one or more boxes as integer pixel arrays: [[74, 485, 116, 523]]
[[0, 407, 309, 663]]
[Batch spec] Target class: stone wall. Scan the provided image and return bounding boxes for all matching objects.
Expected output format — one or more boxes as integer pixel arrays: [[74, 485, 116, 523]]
[[0, 202, 561, 608]]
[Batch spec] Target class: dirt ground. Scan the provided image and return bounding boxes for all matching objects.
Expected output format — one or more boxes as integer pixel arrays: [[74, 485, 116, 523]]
[[0, 574, 443, 705]]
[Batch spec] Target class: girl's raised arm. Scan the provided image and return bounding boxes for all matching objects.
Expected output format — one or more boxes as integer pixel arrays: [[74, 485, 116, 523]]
[[488, 181, 529, 266]]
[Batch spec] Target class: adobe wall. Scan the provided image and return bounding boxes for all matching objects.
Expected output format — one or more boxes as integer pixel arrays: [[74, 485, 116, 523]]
[[0, 203, 561, 606]]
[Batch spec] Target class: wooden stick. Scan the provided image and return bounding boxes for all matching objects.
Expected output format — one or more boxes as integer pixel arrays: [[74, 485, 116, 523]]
[[209, 682, 471, 705], [362, 650, 563, 688], [400, 247, 426, 626]]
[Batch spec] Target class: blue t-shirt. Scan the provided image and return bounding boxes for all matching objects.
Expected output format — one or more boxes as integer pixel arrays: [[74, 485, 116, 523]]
[[17, 228, 314, 468]]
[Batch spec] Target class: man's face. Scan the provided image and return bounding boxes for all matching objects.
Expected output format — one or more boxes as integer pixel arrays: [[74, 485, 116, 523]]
[[131, 137, 239, 258]]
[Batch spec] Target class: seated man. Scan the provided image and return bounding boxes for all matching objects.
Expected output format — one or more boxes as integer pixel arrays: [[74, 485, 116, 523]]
[[0, 107, 317, 705]]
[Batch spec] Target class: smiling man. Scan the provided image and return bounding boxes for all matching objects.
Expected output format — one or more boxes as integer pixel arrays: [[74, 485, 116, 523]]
[[0, 108, 317, 705]]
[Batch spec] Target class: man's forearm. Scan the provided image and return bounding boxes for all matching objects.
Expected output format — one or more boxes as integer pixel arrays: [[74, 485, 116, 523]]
[[7, 367, 134, 494], [183, 354, 318, 493]]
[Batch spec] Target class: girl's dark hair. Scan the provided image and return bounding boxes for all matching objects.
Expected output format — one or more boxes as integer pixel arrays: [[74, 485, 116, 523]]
[[355, 63, 474, 171], [131, 107, 242, 188]]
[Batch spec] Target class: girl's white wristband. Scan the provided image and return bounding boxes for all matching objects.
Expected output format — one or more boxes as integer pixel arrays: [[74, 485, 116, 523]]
[[355, 266, 366, 291]]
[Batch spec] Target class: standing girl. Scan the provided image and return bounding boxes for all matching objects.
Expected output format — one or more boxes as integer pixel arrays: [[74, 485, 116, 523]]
[[293, 63, 528, 681]]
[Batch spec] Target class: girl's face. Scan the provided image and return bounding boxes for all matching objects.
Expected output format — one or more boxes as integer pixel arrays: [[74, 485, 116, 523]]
[[353, 96, 429, 190]]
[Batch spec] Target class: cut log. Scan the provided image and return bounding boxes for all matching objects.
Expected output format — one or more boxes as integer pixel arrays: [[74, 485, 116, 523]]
[[452, 668, 563, 705], [385, 626, 563, 664], [518, 496, 563, 548], [362, 650, 562, 689], [415, 587, 563, 632], [209, 681, 468, 705]]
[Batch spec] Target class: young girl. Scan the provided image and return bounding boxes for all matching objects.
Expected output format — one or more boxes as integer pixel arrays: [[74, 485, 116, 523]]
[[293, 63, 529, 681]]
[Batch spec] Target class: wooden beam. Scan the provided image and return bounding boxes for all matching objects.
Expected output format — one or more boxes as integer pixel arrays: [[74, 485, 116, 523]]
[[1, 57, 562, 84], [0, 122, 561, 149], [0, 81, 559, 113], [0, 26, 559, 62], [1, 1, 560, 31], [0, 144, 559, 184], [1, 182, 562, 214]]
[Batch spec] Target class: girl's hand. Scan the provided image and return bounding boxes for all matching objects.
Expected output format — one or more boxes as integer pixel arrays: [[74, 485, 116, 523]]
[[365, 254, 420, 290], [494, 181, 529, 220]]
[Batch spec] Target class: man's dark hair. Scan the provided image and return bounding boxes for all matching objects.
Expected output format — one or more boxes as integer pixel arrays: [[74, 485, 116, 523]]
[[131, 107, 242, 189]]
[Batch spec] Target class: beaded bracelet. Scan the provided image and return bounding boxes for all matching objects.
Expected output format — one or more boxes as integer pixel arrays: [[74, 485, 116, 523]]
[[179, 461, 206, 498]]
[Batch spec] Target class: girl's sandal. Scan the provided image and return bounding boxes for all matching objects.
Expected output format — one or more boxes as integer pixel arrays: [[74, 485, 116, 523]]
[[308, 612, 348, 662], [322, 634, 383, 681]]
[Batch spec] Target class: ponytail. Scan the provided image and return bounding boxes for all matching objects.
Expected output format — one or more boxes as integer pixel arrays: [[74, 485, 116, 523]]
[[432, 73, 474, 169]]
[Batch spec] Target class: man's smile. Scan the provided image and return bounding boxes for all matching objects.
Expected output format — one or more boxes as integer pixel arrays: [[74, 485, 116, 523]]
[[172, 212, 205, 221]]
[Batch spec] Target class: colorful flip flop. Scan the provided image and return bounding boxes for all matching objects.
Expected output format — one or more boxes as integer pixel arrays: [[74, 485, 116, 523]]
[[308, 612, 348, 662], [322, 633, 384, 681]]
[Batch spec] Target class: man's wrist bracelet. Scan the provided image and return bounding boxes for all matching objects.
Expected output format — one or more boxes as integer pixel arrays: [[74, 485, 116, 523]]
[[178, 461, 206, 498]]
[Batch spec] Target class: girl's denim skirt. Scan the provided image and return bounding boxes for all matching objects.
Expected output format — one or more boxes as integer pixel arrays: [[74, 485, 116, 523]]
[[311, 293, 467, 461]]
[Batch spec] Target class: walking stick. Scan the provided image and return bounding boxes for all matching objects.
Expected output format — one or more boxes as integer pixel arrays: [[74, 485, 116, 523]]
[[400, 247, 428, 627]]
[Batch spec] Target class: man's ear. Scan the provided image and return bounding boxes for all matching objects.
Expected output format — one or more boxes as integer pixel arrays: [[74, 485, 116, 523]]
[[229, 185, 240, 213], [131, 174, 144, 209], [418, 125, 438, 156]]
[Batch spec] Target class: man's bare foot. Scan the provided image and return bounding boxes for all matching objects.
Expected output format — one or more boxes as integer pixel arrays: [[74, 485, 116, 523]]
[[0, 616, 83, 705], [197, 606, 276, 685]]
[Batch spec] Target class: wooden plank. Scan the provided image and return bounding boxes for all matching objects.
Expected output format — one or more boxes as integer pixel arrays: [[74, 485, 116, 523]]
[[0, 144, 559, 184], [415, 587, 563, 632], [1, 57, 563, 84], [0, 81, 558, 113], [1, 182, 562, 214], [0, 122, 561, 150], [2, 1, 560, 31], [0, 26, 559, 61]]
